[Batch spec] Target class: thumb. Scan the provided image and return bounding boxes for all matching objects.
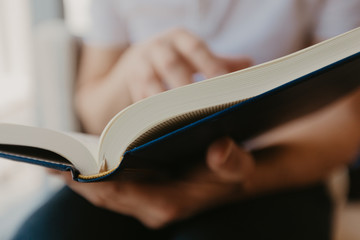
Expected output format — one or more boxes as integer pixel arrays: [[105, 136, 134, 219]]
[[206, 137, 255, 182]]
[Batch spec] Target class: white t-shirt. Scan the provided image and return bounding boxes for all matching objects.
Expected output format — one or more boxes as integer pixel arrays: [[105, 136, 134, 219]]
[[85, 0, 360, 64]]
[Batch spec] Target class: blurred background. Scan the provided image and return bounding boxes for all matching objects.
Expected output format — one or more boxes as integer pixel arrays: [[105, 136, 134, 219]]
[[0, 0, 359, 239], [0, 0, 87, 238]]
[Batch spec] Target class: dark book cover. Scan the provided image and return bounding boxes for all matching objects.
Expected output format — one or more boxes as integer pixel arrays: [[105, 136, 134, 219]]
[[118, 51, 360, 177]]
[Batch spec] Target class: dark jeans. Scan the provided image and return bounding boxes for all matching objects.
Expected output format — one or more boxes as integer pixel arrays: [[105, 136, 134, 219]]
[[13, 184, 332, 240]]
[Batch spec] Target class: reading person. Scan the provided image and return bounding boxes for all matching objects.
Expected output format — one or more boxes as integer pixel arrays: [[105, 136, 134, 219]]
[[13, 1, 360, 239]]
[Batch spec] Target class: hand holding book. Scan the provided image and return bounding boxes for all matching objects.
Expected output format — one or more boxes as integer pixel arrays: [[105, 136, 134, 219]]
[[55, 90, 360, 228], [53, 137, 256, 229]]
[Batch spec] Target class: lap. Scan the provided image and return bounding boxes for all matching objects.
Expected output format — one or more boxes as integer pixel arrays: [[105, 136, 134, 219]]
[[13, 184, 332, 240]]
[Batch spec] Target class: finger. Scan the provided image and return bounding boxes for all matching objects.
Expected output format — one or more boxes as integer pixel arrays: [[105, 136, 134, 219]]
[[60, 171, 75, 183], [150, 42, 194, 89], [46, 169, 72, 180], [102, 182, 179, 228], [207, 137, 255, 182], [46, 168, 63, 175], [219, 57, 253, 72], [128, 65, 166, 101], [172, 30, 228, 78], [144, 78, 166, 97]]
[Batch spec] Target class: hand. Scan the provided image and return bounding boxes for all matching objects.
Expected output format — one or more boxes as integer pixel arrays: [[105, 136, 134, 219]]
[[115, 28, 252, 102], [54, 138, 255, 229], [75, 28, 252, 134], [65, 89, 360, 228]]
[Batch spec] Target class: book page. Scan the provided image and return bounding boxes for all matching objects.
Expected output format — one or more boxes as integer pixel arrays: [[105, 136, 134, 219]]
[[0, 124, 100, 175], [98, 27, 360, 173], [63, 131, 99, 159]]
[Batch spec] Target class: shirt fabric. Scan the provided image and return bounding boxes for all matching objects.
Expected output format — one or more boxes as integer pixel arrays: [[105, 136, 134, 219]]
[[85, 0, 360, 65]]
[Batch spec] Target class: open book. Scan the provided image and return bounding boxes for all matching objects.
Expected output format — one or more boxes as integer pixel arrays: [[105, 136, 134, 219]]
[[1, 27, 360, 182]]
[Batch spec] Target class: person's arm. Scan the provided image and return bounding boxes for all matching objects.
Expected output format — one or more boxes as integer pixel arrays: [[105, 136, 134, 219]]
[[76, 29, 252, 134]]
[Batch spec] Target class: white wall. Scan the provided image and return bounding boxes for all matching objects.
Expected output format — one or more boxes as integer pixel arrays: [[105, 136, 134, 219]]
[[0, 0, 33, 122]]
